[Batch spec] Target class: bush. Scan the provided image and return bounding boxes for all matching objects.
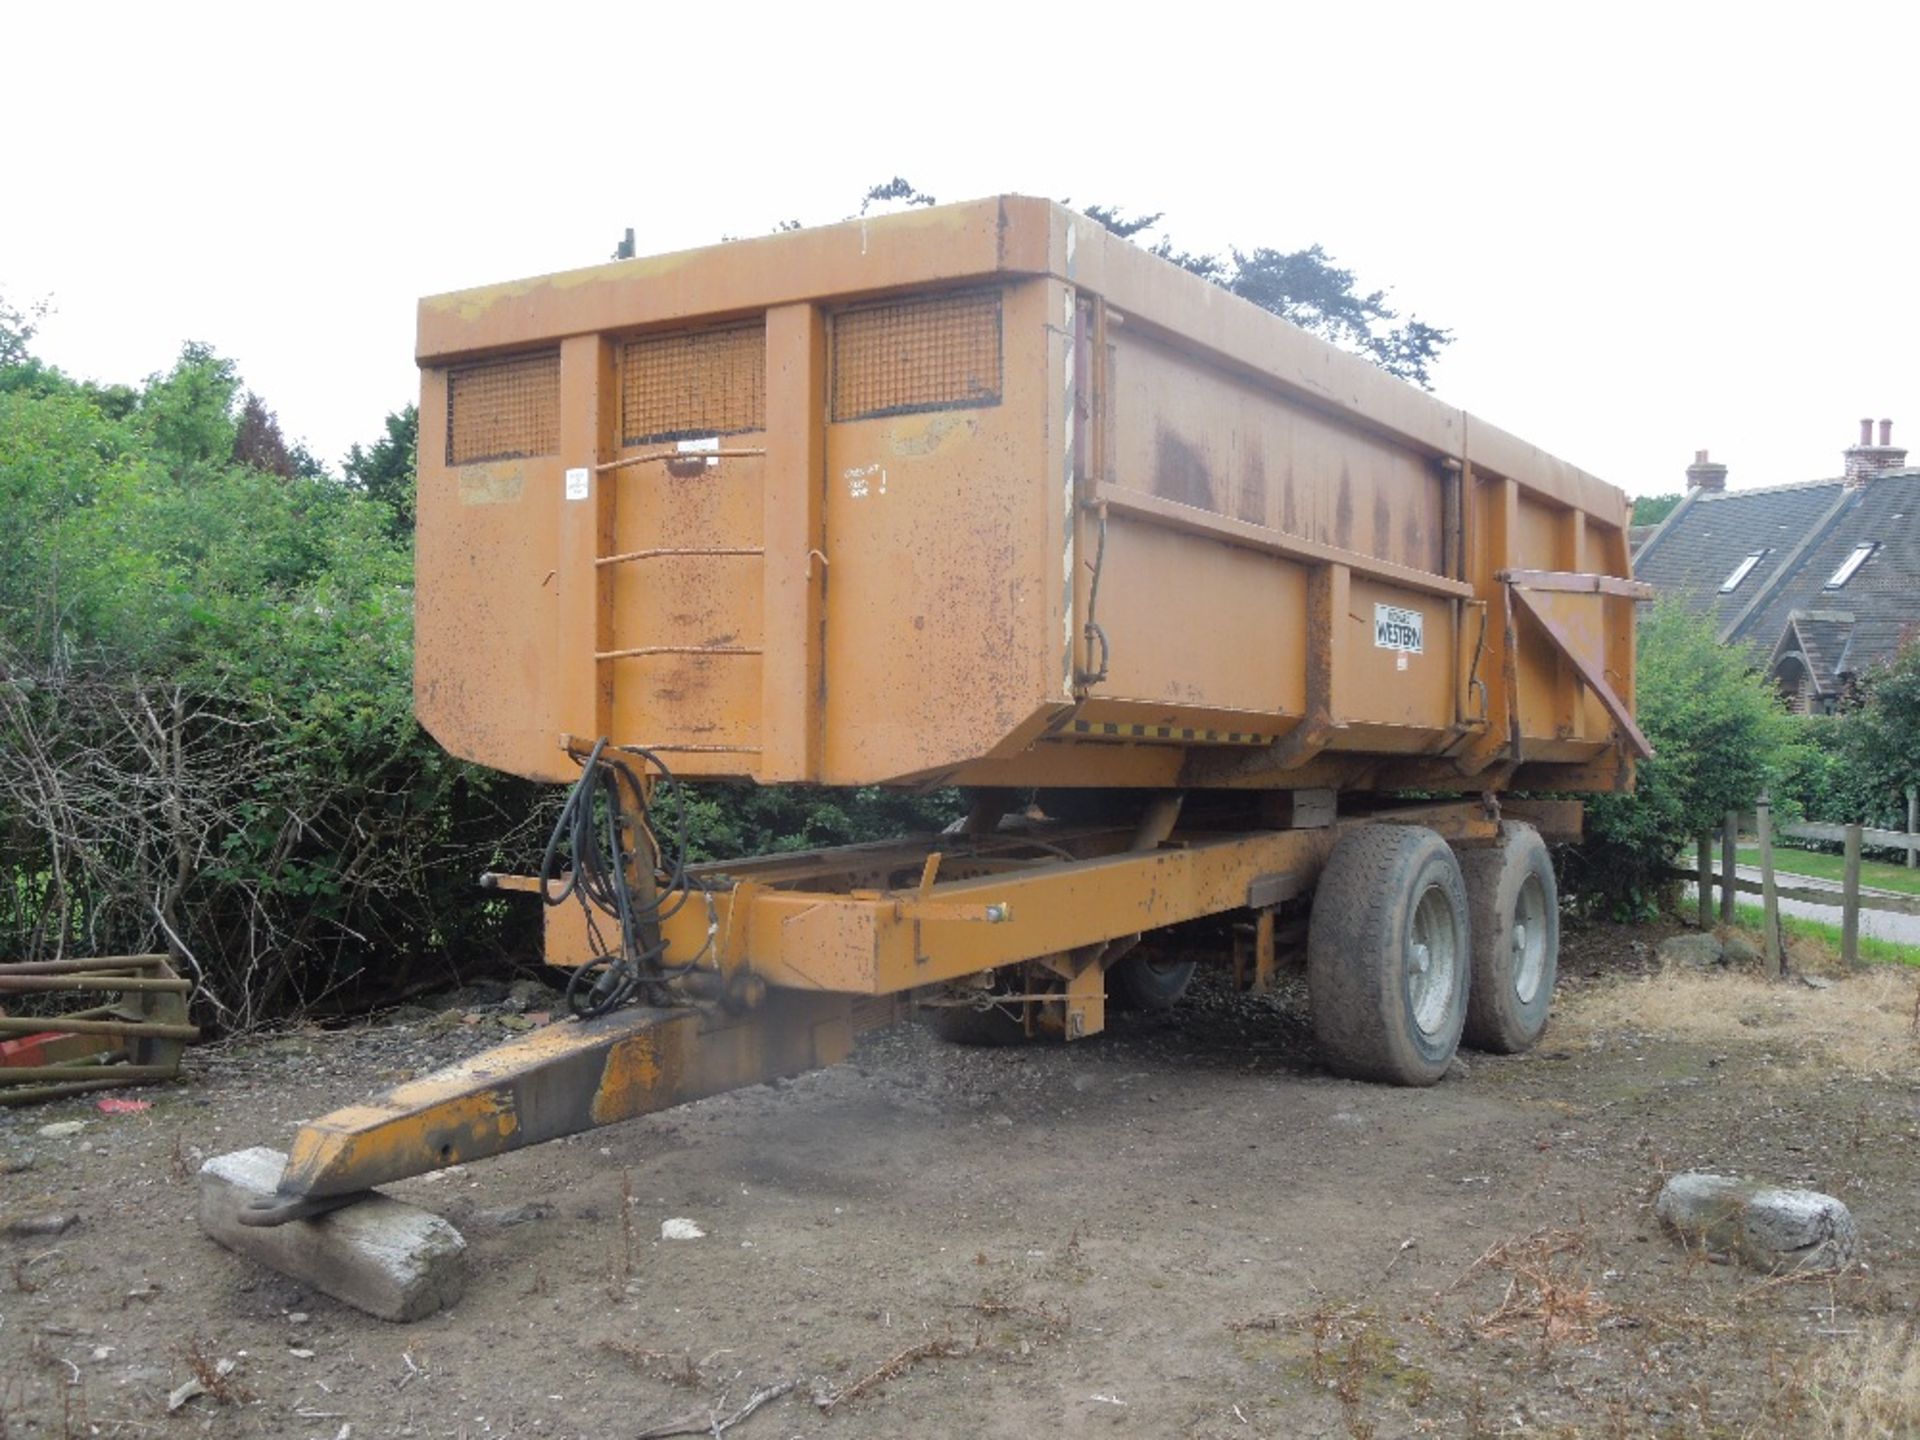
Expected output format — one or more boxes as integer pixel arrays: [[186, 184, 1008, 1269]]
[[0, 330, 960, 1028], [1562, 602, 1802, 918], [1842, 637, 1920, 829], [1766, 642, 1920, 857], [0, 346, 561, 1025]]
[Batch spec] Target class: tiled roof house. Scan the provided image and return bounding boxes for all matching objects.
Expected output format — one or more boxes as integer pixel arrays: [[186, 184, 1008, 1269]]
[[1632, 420, 1920, 712]]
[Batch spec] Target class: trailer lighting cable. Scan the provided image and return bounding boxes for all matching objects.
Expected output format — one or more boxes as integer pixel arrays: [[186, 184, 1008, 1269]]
[[539, 737, 703, 1018]]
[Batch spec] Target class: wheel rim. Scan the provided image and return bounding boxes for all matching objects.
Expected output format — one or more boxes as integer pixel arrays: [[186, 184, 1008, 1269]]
[[1511, 872, 1549, 1005], [1406, 882, 1459, 1038]]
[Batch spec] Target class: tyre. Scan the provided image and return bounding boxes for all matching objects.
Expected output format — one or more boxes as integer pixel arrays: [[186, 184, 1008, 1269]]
[[1307, 825, 1470, 1086], [1459, 821, 1558, 1054], [1107, 949, 1196, 1011]]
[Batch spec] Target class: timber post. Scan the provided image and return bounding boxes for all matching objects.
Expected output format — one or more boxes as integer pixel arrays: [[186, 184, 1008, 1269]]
[[1756, 794, 1781, 978], [1841, 822, 1863, 971], [1720, 812, 1738, 926]]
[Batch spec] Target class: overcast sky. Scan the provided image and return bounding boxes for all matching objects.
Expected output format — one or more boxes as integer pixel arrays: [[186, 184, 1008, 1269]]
[[8, 2, 1916, 497]]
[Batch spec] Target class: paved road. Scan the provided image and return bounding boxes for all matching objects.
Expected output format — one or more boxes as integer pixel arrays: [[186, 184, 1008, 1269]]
[[1684, 865, 1920, 946]]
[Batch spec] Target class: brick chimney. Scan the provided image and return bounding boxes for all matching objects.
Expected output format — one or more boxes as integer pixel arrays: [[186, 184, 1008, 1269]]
[[1843, 417, 1906, 485], [1685, 449, 1728, 492]]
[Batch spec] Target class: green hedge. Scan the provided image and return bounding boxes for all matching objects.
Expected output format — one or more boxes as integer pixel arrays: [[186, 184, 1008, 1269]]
[[0, 329, 953, 1028], [1560, 603, 1802, 918]]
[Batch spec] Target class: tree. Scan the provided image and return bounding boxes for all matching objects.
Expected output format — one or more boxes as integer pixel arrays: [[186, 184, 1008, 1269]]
[[1632, 493, 1682, 526], [1844, 637, 1920, 818], [0, 290, 50, 369], [233, 391, 328, 481], [858, 177, 938, 215], [843, 183, 1452, 387], [138, 342, 240, 480], [1096, 209, 1451, 387], [343, 404, 419, 536], [1564, 602, 1803, 917]]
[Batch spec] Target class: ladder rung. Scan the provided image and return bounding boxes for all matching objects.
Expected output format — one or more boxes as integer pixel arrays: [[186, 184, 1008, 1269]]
[[596, 447, 766, 475], [595, 546, 764, 568], [628, 743, 764, 754], [595, 645, 764, 662]]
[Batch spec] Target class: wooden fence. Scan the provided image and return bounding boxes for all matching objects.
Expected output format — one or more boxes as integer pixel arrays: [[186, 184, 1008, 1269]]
[[1686, 795, 1920, 974]]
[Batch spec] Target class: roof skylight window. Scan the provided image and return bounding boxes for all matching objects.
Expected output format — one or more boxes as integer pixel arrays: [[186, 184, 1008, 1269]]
[[1719, 551, 1767, 593], [1824, 543, 1876, 590]]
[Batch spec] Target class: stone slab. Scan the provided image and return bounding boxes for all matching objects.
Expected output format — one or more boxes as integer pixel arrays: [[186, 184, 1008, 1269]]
[[198, 1147, 466, 1322]]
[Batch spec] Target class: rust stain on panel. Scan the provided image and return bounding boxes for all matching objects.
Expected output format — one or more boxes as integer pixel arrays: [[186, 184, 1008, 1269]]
[[1153, 428, 1217, 511], [1237, 446, 1268, 526], [1402, 509, 1425, 569]]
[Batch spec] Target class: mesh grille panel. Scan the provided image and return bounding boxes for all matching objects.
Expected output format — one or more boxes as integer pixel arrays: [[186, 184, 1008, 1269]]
[[445, 350, 560, 466], [621, 323, 766, 446], [831, 289, 1002, 422]]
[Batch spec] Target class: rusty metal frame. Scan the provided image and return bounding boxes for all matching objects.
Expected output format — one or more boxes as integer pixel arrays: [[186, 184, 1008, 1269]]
[[254, 796, 1505, 1211], [541, 813, 1504, 998], [0, 955, 199, 1106], [263, 991, 866, 1205]]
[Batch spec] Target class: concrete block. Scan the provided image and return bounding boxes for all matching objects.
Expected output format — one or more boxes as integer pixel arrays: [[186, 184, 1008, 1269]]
[[1654, 1170, 1855, 1274], [1656, 933, 1724, 969], [198, 1147, 467, 1322]]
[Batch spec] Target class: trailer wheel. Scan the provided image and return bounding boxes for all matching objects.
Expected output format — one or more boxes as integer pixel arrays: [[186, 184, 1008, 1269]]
[[1107, 950, 1196, 1011], [1307, 825, 1470, 1086], [1459, 821, 1558, 1053]]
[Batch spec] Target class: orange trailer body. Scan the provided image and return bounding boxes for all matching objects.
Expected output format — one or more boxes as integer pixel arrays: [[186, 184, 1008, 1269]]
[[413, 196, 1643, 801]]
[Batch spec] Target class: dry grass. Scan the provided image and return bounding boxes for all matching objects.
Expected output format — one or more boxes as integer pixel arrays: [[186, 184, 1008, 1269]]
[[816, 1294, 1070, 1413], [818, 1329, 975, 1412], [1555, 963, 1920, 1078], [1805, 1322, 1920, 1439], [1451, 1228, 1614, 1350], [181, 1339, 252, 1406]]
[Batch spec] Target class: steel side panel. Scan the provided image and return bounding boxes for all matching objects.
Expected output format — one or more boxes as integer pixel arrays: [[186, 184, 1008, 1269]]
[[1108, 327, 1447, 572], [607, 449, 767, 757], [1095, 518, 1308, 715], [414, 373, 574, 783], [818, 280, 1060, 782]]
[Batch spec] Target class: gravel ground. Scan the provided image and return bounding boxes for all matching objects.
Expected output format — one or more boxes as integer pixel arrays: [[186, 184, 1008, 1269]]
[[2, 924, 1916, 1438]]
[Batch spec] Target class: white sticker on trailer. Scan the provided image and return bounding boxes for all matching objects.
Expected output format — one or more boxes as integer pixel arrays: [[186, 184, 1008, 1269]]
[[564, 467, 590, 500], [1374, 603, 1424, 654]]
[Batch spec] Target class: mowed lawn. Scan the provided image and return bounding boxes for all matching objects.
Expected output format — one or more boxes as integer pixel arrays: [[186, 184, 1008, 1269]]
[[1735, 843, 1920, 896]]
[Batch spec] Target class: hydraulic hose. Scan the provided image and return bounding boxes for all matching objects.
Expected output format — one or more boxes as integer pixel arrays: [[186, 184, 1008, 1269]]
[[539, 738, 700, 1018]]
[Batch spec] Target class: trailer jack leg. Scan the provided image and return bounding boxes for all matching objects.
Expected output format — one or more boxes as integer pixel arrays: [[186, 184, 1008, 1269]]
[[241, 991, 857, 1226]]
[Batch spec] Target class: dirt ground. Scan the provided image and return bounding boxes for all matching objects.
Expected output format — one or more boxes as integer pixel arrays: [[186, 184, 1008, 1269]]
[[3, 923, 1917, 1439]]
